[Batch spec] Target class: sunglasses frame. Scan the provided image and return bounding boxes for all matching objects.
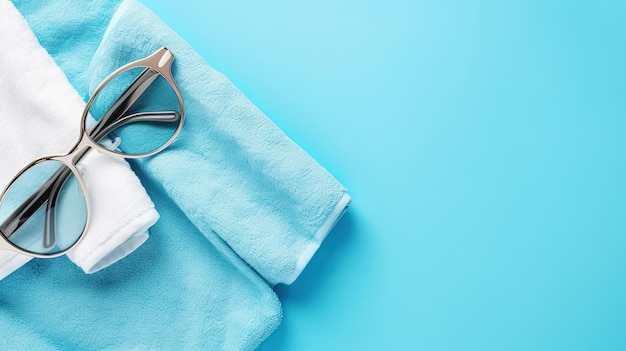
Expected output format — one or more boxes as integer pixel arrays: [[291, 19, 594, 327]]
[[0, 47, 185, 258]]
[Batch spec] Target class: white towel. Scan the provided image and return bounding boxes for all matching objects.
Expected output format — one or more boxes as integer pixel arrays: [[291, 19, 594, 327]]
[[0, 0, 159, 278]]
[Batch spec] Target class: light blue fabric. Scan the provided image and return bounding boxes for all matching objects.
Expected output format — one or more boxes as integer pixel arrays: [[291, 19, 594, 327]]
[[16, 0, 349, 286], [0, 176, 281, 350], [3, 0, 349, 349], [90, 0, 350, 285]]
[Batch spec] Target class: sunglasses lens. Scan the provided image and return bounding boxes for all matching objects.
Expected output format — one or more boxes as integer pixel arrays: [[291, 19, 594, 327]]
[[85, 66, 183, 156], [0, 160, 87, 256]]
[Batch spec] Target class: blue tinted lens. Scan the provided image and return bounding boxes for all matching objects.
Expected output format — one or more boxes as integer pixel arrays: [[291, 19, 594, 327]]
[[86, 66, 182, 156], [0, 160, 87, 255]]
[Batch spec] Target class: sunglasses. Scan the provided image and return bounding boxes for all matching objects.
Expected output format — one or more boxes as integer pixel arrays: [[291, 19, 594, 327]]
[[0, 47, 184, 258]]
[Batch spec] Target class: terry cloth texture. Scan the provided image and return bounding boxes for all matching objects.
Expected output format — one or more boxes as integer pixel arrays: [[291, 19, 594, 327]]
[[2, 0, 351, 349]]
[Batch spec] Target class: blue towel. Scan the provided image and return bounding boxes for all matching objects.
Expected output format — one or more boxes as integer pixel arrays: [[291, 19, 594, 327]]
[[16, 0, 350, 286], [92, 0, 351, 285], [0, 177, 281, 349], [3, 0, 350, 349]]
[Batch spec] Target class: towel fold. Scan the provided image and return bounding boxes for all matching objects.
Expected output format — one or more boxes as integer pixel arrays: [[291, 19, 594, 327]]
[[0, 0, 158, 277]]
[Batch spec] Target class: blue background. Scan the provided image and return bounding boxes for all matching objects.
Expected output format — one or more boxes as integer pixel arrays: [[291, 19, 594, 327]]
[[142, 1, 626, 349]]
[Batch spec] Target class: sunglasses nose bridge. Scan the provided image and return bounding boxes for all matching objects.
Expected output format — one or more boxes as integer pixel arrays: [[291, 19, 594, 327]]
[[56, 132, 98, 167]]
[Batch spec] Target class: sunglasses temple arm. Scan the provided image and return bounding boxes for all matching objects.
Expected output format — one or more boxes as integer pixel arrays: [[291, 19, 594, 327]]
[[43, 171, 67, 250], [87, 68, 159, 139], [94, 111, 181, 141], [0, 173, 55, 240]]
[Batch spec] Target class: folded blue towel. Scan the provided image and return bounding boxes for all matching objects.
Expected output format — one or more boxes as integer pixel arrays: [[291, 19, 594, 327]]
[[3, 0, 350, 349], [92, 0, 351, 285], [17, 0, 350, 286]]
